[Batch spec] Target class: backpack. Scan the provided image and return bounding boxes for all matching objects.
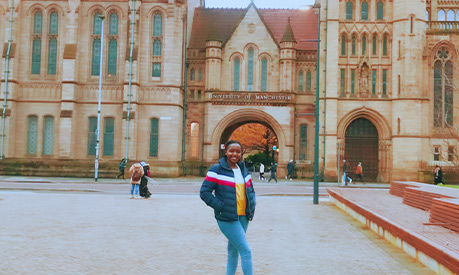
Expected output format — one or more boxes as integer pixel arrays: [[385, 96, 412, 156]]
[[132, 168, 142, 181]]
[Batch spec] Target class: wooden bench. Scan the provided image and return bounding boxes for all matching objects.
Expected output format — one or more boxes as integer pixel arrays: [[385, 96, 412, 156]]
[[403, 187, 452, 211], [430, 198, 459, 233], [389, 181, 421, 197]]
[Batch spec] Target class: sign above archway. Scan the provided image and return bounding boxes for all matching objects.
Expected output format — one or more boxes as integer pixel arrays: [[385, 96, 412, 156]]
[[208, 91, 295, 106]]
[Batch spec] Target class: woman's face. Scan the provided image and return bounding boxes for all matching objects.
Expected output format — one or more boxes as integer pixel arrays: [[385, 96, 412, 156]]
[[225, 143, 242, 167]]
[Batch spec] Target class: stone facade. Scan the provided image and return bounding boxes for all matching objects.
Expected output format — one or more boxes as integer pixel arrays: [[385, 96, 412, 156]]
[[0, 0, 458, 181]]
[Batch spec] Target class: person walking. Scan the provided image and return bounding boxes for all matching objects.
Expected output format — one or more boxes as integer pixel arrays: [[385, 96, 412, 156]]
[[200, 140, 256, 275], [139, 161, 152, 198], [433, 165, 443, 185], [116, 158, 127, 179], [267, 162, 278, 183], [259, 163, 265, 182], [286, 159, 294, 180], [355, 162, 364, 184], [129, 162, 144, 198], [342, 159, 352, 186]]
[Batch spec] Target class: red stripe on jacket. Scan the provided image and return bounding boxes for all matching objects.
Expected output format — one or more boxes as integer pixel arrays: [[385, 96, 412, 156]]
[[205, 175, 236, 187]]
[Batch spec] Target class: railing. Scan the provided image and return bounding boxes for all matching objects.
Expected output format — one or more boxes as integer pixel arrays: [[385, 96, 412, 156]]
[[427, 21, 459, 33]]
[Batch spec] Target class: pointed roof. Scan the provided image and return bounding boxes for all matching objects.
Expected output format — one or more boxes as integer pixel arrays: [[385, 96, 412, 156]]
[[189, 6, 318, 50], [281, 18, 296, 43]]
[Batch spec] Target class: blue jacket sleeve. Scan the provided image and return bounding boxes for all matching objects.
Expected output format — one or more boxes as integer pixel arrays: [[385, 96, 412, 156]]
[[200, 168, 224, 211]]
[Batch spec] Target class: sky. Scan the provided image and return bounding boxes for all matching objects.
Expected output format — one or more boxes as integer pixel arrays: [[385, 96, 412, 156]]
[[205, 0, 316, 9]]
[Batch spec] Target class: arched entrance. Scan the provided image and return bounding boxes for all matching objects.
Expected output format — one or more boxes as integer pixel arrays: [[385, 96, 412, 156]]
[[345, 118, 379, 181]]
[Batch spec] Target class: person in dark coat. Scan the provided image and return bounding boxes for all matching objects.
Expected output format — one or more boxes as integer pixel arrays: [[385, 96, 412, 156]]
[[434, 165, 443, 185], [200, 140, 256, 275], [139, 161, 151, 198], [286, 159, 294, 180], [116, 158, 127, 179], [267, 162, 278, 183]]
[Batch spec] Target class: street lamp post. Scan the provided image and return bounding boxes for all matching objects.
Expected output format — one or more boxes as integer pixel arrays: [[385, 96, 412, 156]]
[[312, 2, 321, 204], [95, 15, 105, 182]]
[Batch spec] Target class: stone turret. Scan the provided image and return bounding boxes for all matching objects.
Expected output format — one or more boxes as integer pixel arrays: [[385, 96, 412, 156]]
[[205, 25, 222, 90], [279, 18, 297, 92]]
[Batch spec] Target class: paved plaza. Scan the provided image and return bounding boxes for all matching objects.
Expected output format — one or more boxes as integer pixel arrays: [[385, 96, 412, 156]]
[[0, 176, 435, 275]]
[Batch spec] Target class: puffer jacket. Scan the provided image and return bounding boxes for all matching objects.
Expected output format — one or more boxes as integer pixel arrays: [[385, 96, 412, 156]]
[[200, 157, 256, 221]]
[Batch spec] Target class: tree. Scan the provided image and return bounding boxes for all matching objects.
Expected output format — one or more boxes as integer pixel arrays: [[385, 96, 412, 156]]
[[229, 123, 277, 159]]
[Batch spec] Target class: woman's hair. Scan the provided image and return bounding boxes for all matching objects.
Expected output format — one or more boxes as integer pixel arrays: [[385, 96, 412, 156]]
[[224, 140, 242, 151]]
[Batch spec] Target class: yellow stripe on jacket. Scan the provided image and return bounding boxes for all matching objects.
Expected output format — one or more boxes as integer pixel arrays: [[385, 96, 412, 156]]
[[236, 182, 246, 215]]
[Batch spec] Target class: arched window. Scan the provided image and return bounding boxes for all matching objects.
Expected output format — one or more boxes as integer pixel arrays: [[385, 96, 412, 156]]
[[383, 36, 388, 56], [372, 69, 377, 95], [27, 116, 38, 155], [382, 69, 387, 96], [352, 36, 356, 55], [438, 10, 445, 21], [190, 68, 195, 81], [261, 58, 267, 91], [298, 70, 304, 92], [351, 69, 355, 94], [362, 35, 367, 55], [361, 2, 369, 20], [103, 117, 114, 156], [299, 124, 307, 160], [150, 118, 159, 157], [341, 35, 346, 55], [433, 48, 454, 127], [88, 117, 97, 155], [43, 116, 54, 155], [346, 2, 353, 19], [247, 48, 254, 91], [447, 10, 455, 21], [372, 35, 377, 55], [108, 39, 117, 75], [234, 57, 240, 91], [191, 122, 199, 158], [307, 71, 312, 91], [198, 70, 202, 81], [31, 11, 43, 74], [47, 11, 58, 75], [109, 13, 118, 35], [153, 40, 161, 56], [376, 2, 384, 20], [91, 12, 102, 76], [153, 13, 162, 36]]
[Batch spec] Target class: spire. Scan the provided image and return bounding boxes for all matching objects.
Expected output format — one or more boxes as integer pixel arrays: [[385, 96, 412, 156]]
[[281, 17, 296, 43]]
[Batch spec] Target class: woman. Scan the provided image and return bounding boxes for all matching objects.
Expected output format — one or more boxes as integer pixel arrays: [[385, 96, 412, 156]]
[[129, 162, 144, 198], [434, 165, 443, 185], [200, 140, 256, 275]]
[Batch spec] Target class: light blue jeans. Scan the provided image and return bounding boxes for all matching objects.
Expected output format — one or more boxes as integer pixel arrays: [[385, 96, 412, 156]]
[[130, 184, 139, 195], [217, 216, 253, 275]]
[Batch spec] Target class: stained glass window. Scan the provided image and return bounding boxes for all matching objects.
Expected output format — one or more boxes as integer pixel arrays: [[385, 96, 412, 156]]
[[43, 116, 54, 155], [234, 57, 240, 91], [93, 13, 102, 35], [153, 40, 161, 56], [49, 12, 58, 34], [153, 14, 162, 36], [248, 49, 254, 91], [109, 13, 118, 35], [91, 38, 101, 76], [153, 62, 161, 77], [340, 69, 345, 96], [346, 2, 353, 19], [382, 69, 387, 96], [352, 36, 356, 55], [27, 116, 38, 155], [108, 39, 117, 75], [261, 58, 267, 91], [104, 118, 114, 156], [298, 71, 304, 92], [383, 36, 387, 56], [372, 70, 377, 95], [307, 71, 312, 91], [31, 38, 41, 74], [34, 11, 42, 34], [48, 38, 57, 75], [377, 2, 384, 20], [341, 35, 346, 55], [150, 118, 159, 157], [351, 69, 355, 94], [434, 60, 442, 127], [372, 36, 377, 55], [88, 117, 97, 155], [362, 36, 367, 54], [361, 2, 368, 20]]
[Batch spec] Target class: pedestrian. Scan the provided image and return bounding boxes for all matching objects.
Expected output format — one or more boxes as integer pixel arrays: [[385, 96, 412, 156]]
[[139, 161, 152, 198], [116, 158, 127, 179], [433, 165, 443, 185], [355, 162, 364, 184], [286, 159, 294, 180], [129, 162, 144, 199], [200, 140, 256, 275], [259, 163, 265, 181], [342, 159, 352, 186], [267, 162, 278, 183]]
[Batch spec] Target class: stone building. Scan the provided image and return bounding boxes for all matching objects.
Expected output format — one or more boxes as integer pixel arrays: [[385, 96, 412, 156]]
[[0, 0, 458, 181]]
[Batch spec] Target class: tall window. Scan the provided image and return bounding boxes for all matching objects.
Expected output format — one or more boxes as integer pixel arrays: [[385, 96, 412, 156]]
[[190, 68, 195, 81], [88, 117, 97, 155], [150, 118, 159, 157], [234, 57, 240, 91], [107, 13, 118, 76], [31, 11, 43, 74], [382, 69, 387, 96], [383, 36, 388, 56], [438, 10, 445, 21], [307, 71, 312, 91], [191, 122, 199, 158], [340, 69, 346, 96], [434, 146, 440, 161], [351, 69, 355, 95], [352, 36, 356, 55], [47, 11, 58, 75], [43, 116, 54, 155], [346, 2, 353, 19], [261, 58, 267, 91], [299, 124, 307, 161], [298, 70, 304, 92], [362, 36, 367, 55], [434, 47, 454, 127], [27, 116, 38, 155], [91, 12, 102, 76], [361, 2, 369, 20], [372, 70, 377, 95], [341, 35, 346, 55], [103, 118, 114, 156], [376, 2, 384, 20], [372, 36, 377, 55], [152, 13, 163, 79], [247, 48, 254, 91], [447, 10, 455, 21]]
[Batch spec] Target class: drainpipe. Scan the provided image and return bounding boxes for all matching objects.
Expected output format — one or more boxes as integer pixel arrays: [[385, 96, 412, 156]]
[[125, 0, 136, 162], [181, 9, 188, 175], [0, 0, 14, 160]]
